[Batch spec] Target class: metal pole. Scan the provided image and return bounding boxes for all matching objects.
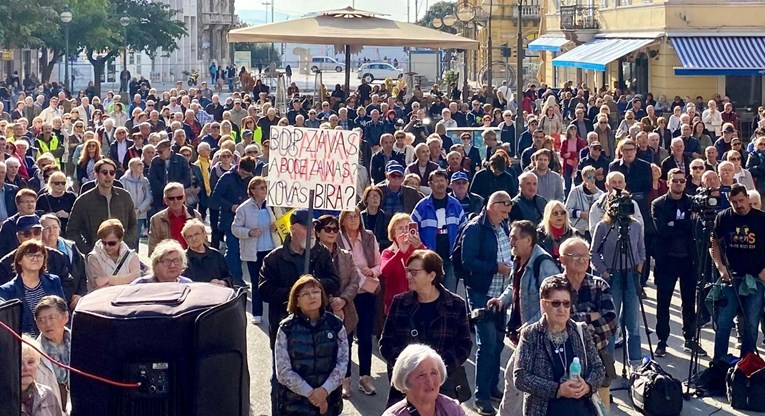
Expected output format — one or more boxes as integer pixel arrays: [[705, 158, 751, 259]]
[[487, 0, 493, 88], [303, 190, 315, 274], [344, 45, 351, 96], [64, 24, 70, 92], [270, 2, 274, 65], [123, 37, 128, 94], [514, 0, 524, 151]]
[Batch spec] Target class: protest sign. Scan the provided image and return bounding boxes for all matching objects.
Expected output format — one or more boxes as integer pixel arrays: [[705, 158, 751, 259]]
[[267, 126, 360, 211], [274, 209, 294, 241]]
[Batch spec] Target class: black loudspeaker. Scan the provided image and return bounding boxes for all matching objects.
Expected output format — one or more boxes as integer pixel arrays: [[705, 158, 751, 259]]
[[0, 299, 22, 416], [70, 283, 249, 416]]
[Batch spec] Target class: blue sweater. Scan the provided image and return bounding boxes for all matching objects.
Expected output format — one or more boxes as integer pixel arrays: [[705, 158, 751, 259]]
[[411, 195, 465, 253]]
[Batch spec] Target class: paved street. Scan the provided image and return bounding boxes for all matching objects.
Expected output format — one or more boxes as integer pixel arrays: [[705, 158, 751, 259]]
[[231, 263, 765, 416]]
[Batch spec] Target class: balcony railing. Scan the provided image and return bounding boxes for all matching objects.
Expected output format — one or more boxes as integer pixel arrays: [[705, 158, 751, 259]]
[[511, 4, 542, 19], [559, 5, 599, 31]]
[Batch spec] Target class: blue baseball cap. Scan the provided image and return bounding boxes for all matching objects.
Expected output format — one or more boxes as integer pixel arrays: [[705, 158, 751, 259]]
[[385, 161, 405, 175], [16, 215, 41, 232], [450, 171, 469, 183], [242, 129, 253, 137]]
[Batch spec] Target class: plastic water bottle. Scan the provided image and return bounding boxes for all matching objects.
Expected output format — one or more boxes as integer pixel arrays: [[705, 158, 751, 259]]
[[569, 357, 582, 380]]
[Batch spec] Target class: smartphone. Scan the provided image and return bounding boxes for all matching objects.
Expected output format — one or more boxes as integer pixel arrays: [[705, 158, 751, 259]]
[[408, 222, 418, 236]]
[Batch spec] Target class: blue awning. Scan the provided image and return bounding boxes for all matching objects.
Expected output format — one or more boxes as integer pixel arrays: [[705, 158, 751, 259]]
[[528, 36, 571, 52], [671, 37, 765, 76], [552, 38, 656, 71]]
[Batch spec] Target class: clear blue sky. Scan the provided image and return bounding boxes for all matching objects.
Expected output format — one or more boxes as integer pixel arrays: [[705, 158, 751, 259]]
[[234, 0, 439, 23]]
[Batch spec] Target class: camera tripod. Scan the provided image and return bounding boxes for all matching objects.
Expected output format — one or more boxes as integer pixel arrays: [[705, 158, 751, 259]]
[[597, 216, 654, 378], [684, 211, 716, 397]]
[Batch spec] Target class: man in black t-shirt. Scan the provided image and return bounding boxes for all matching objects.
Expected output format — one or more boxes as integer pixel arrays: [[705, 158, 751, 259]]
[[711, 184, 765, 359]]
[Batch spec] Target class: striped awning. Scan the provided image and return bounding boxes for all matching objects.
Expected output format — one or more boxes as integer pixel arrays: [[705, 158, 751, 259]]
[[528, 36, 572, 52], [671, 37, 765, 76], [552, 38, 656, 71]]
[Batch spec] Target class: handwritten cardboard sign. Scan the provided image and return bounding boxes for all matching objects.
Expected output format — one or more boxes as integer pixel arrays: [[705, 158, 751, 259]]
[[267, 126, 360, 211]]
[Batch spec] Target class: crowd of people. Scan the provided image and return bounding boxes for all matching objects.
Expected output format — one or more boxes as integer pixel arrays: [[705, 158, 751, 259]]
[[1, 68, 765, 416]]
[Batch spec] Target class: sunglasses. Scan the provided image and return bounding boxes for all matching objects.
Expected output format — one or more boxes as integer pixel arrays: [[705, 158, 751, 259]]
[[52, 181, 66, 186], [102, 240, 119, 247], [492, 200, 513, 207], [671, 178, 687, 184], [691, 166, 705, 170], [729, 157, 741, 161], [551, 210, 566, 216], [99, 170, 116, 176], [165, 195, 184, 201], [544, 299, 572, 309], [321, 226, 339, 234]]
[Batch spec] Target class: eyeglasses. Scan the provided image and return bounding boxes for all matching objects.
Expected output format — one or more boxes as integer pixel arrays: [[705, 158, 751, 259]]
[[562, 253, 589, 261], [165, 195, 184, 201], [492, 200, 513, 207], [102, 240, 120, 247], [298, 289, 322, 298], [621, 147, 637, 153], [551, 210, 566, 216], [691, 166, 705, 170], [322, 226, 339, 234], [23, 252, 44, 260], [160, 257, 183, 266], [543, 299, 572, 309], [35, 313, 63, 323], [99, 170, 116, 176], [670, 178, 687, 184], [729, 157, 741, 161], [20, 228, 42, 238], [52, 181, 66, 186], [406, 268, 424, 276]]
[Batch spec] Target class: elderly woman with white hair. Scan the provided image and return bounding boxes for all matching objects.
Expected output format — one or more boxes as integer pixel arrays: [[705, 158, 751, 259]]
[[6, 156, 26, 188], [132, 239, 192, 284], [383, 344, 467, 416], [20, 335, 63, 416]]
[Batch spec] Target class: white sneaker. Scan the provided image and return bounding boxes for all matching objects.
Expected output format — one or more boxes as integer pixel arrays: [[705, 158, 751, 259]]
[[251, 316, 262, 324]]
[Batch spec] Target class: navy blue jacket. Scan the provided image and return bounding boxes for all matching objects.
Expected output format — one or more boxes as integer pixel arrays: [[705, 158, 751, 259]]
[[370, 151, 406, 185], [460, 211, 509, 293], [364, 121, 385, 147], [148, 153, 191, 211], [108, 139, 135, 175], [0, 273, 65, 334], [0, 183, 18, 220], [211, 168, 252, 230]]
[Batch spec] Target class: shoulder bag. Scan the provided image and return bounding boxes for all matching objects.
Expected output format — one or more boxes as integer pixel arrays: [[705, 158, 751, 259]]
[[575, 322, 608, 416]]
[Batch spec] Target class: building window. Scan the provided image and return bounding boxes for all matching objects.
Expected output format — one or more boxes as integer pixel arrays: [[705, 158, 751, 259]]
[[618, 0, 631, 5]]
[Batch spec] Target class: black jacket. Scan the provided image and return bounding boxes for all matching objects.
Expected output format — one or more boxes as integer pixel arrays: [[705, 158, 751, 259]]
[[184, 246, 232, 287], [370, 151, 405, 184], [660, 155, 692, 181], [361, 208, 391, 251], [108, 139, 135, 175], [651, 192, 694, 259], [469, 168, 519, 202], [148, 153, 191, 211], [259, 239, 340, 348]]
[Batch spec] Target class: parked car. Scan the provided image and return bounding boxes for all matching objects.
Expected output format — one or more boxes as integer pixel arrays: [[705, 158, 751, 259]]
[[357, 62, 403, 83], [310, 56, 344, 73]]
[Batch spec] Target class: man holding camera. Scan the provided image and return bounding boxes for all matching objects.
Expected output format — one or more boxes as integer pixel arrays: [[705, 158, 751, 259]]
[[652, 168, 706, 357], [710, 184, 765, 359]]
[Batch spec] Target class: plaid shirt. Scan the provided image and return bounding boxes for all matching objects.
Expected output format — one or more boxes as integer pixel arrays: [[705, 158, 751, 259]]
[[488, 223, 511, 298], [563, 272, 618, 351]]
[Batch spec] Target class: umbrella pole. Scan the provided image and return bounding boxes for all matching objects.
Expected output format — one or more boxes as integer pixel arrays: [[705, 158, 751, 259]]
[[345, 45, 351, 95]]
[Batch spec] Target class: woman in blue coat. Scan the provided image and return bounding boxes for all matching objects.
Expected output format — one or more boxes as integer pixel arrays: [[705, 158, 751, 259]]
[[0, 240, 65, 336]]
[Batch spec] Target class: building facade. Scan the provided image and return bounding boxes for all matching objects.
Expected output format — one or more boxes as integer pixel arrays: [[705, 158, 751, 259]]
[[532, 0, 765, 109]]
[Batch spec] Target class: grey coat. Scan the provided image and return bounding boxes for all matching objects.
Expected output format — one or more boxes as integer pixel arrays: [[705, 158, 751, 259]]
[[513, 317, 605, 416]]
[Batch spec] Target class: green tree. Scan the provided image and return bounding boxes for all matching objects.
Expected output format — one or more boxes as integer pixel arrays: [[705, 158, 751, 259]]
[[418, 1, 457, 34], [233, 43, 282, 68]]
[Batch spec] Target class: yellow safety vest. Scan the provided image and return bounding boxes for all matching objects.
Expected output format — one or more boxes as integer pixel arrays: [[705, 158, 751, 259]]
[[36, 135, 61, 167]]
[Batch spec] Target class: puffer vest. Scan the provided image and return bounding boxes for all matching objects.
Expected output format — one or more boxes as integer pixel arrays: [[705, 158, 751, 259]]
[[277, 311, 344, 416]]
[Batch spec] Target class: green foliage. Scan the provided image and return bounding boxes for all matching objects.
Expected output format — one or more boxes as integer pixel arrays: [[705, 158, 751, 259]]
[[233, 43, 282, 68], [417, 1, 457, 34], [442, 70, 459, 86], [0, 0, 65, 48]]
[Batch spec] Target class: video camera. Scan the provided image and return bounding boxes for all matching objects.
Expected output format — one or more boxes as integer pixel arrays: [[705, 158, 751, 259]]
[[470, 303, 505, 333], [607, 188, 635, 221], [690, 187, 719, 216]]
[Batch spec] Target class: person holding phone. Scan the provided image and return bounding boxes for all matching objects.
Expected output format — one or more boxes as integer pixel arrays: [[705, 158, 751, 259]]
[[380, 213, 425, 317]]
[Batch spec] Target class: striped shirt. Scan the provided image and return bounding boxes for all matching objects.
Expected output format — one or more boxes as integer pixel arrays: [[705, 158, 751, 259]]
[[23, 282, 47, 336], [488, 224, 512, 298]]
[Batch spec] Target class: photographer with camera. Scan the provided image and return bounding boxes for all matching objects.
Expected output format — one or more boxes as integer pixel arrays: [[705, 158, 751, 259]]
[[591, 189, 646, 370], [588, 171, 644, 235], [652, 168, 706, 357], [710, 184, 765, 359]]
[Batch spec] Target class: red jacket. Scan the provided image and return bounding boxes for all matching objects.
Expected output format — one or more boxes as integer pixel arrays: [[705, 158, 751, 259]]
[[380, 242, 424, 314], [560, 136, 587, 170]]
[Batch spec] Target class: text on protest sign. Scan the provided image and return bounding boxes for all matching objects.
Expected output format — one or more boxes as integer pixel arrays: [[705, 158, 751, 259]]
[[267, 126, 360, 211]]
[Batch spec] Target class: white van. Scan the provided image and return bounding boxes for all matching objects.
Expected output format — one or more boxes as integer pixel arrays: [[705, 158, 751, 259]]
[[310, 56, 344, 72]]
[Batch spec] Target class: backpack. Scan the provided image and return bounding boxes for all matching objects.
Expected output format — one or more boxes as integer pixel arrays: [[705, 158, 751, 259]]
[[726, 352, 765, 411], [630, 359, 683, 416], [450, 218, 483, 280]]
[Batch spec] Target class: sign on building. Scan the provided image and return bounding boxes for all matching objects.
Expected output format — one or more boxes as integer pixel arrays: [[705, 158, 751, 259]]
[[267, 126, 360, 211]]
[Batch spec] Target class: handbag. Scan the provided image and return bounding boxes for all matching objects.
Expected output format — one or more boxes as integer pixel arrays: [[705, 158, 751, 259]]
[[727, 352, 765, 411], [575, 322, 608, 416]]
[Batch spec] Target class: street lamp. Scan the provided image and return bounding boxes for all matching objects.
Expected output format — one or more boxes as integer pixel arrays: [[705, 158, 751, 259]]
[[514, 0, 525, 147], [119, 14, 130, 95], [59, 5, 73, 92], [482, 0, 501, 89], [262, 1, 273, 65]]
